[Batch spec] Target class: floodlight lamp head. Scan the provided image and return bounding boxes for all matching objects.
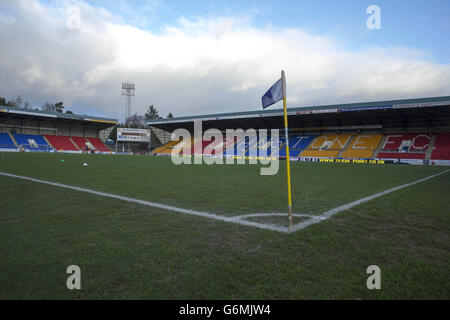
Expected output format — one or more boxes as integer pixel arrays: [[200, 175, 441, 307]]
[[122, 83, 135, 96]]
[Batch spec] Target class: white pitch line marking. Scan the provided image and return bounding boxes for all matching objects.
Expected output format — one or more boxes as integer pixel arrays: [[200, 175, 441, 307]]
[[291, 169, 450, 232], [0, 171, 288, 233], [1, 169, 448, 233], [236, 213, 322, 220]]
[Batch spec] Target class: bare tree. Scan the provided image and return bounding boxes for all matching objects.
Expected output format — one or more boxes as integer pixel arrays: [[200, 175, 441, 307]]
[[41, 102, 56, 112], [125, 113, 146, 128], [8, 95, 22, 107]]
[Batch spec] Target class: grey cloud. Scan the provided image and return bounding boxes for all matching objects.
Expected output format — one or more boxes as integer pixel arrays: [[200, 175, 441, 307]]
[[0, 0, 449, 122]]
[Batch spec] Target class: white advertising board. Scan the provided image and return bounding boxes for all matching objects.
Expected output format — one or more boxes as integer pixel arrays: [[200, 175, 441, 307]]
[[117, 128, 150, 142]]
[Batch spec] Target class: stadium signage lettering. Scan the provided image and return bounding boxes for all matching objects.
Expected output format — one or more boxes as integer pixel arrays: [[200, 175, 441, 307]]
[[319, 158, 385, 164], [117, 128, 150, 142], [312, 108, 338, 114], [393, 101, 450, 109], [342, 105, 393, 112]]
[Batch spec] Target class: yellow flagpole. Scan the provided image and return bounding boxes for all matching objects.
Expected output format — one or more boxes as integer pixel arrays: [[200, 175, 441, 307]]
[[281, 70, 293, 231]]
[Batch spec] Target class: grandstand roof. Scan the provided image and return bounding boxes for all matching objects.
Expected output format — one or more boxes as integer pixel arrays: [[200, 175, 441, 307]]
[[147, 96, 450, 132], [0, 105, 117, 128]]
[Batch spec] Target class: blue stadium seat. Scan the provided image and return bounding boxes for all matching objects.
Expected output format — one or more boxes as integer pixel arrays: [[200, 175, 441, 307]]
[[13, 134, 52, 151], [0, 133, 17, 149], [224, 134, 316, 157], [279, 135, 316, 157]]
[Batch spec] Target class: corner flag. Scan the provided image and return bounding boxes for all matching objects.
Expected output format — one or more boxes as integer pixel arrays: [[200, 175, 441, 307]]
[[261, 78, 283, 109], [261, 71, 293, 231]]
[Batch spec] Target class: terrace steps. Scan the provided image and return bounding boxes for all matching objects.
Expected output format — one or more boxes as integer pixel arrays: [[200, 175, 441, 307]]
[[8, 132, 19, 149], [43, 136, 54, 149], [337, 135, 355, 157], [69, 137, 80, 150], [425, 135, 436, 160], [373, 135, 388, 159]]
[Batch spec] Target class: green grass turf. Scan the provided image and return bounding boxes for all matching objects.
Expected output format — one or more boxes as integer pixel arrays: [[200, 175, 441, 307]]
[[0, 152, 449, 299]]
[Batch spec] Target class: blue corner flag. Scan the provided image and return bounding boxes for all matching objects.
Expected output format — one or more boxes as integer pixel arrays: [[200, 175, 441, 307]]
[[261, 78, 283, 109]]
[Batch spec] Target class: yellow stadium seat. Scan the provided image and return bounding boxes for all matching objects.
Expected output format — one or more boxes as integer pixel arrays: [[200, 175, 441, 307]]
[[152, 139, 181, 154], [341, 135, 382, 159], [300, 134, 351, 157]]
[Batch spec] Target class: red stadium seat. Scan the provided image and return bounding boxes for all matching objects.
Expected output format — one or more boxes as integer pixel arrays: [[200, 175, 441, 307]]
[[381, 133, 430, 152], [431, 132, 450, 160], [71, 136, 89, 149], [377, 152, 426, 159], [44, 135, 78, 151], [86, 137, 110, 152], [44, 135, 110, 152]]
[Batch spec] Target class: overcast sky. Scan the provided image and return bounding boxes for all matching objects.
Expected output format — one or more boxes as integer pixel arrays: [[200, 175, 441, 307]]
[[1, 0, 449, 121]]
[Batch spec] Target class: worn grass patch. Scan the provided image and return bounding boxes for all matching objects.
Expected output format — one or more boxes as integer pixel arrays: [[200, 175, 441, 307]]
[[243, 215, 312, 227]]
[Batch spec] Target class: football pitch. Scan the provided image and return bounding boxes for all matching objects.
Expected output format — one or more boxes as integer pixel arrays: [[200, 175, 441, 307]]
[[0, 152, 449, 299]]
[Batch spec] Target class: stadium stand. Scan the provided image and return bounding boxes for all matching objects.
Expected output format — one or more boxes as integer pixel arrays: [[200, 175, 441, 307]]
[[71, 136, 89, 150], [227, 135, 277, 157], [377, 152, 426, 160], [381, 133, 430, 152], [224, 137, 239, 156], [234, 136, 257, 157], [282, 135, 316, 157], [44, 135, 78, 151], [156, 140, 182, 154], [269, 136, 286, 157], [155, 136, 238, 156], [255, 135, 273, 157], [407, 134, 431, 152], [301, 134, 352, 158], [203, 136, 236, 155], [377, 133, 430, 159], [153, 136, 262, 157], [180, 138, 195, 155], [153, 134, 317, 158], [146, 96, 450, 163], [201, 136, 222, 155], [13, 134, 52, 151], [0, 104, 116, 153], [229, 135, 283, 157], [202, 134, 314, 157], [86, 137, 110, 152], [150, 131, 450, 162], [151, 140, 172, 154], [242, 136, 257, 156], [1, 132, 112, 153], [187, 137, 206, 155], [380, 134, 403, 151], [341, 134, 383, 159], [431, 132, 450, 160], [192, 139, 214, 155], [0, 133, 17, 150]]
